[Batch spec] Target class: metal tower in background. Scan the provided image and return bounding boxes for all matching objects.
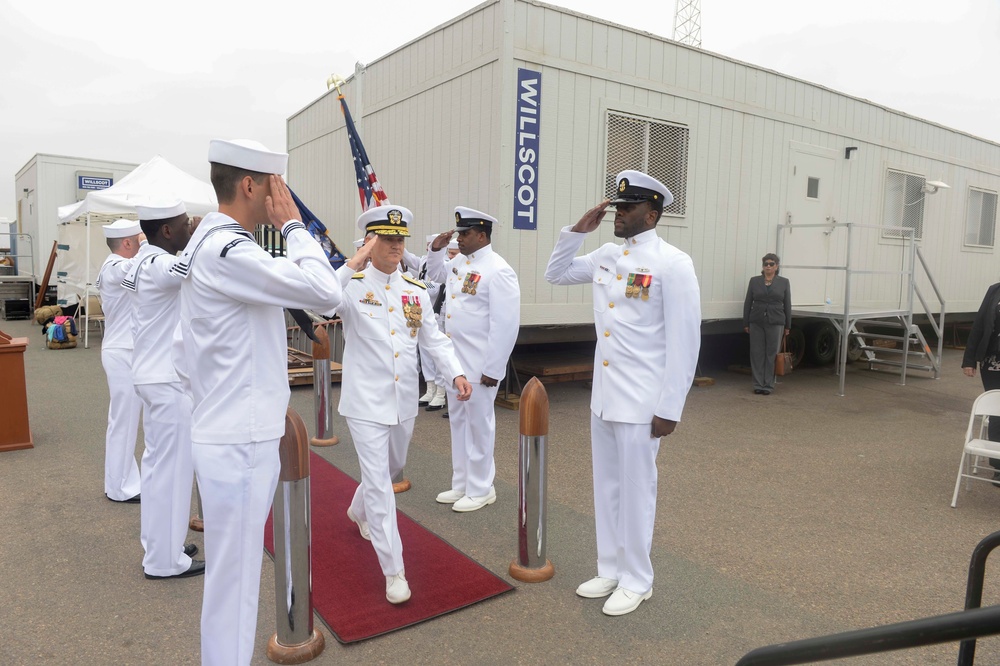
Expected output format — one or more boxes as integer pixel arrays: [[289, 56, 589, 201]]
[[673, 0, 702, 47]]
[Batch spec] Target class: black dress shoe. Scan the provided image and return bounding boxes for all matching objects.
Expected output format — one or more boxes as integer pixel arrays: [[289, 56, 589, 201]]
[[762, 390, 772, 395], [754, 389, 763, 394], [145, 560, 206, 580], [442, 412, 449, 419], [425, 403, 445, 412], [106, 493, 141, 504], [183, 543, 198, 558]]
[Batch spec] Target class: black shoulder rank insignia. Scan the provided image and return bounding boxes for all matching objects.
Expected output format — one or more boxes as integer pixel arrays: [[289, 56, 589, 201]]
[[352, 272, 365, 280], [402, 275, 427, 289], [220, 238, 249, 257]]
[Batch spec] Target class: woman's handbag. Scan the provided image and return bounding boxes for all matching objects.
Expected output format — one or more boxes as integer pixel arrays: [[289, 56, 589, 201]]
[[775, 335, 793, 376]]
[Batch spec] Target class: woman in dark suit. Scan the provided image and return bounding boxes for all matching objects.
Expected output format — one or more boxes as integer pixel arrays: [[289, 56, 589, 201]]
[[743, 253, 791, 395], [961, 281, 1000, 479]]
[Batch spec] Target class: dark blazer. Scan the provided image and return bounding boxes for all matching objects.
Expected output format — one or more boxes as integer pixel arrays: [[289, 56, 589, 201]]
[[962, 282, 1000, 367], [743, 274, 792, 328]]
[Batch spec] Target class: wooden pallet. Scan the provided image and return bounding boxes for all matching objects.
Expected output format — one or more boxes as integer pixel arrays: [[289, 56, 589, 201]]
[[287, 348, 342, 386]]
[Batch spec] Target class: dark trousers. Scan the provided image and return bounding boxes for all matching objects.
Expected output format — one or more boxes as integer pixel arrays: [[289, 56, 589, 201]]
[[981, 365, 1000, 469], [750, 323, 783, 391]]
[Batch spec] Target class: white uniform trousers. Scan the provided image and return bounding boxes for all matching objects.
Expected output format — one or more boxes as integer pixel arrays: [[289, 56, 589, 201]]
[[346, 417, 411, 576], [135, 382, 194, 576], [101, 348, 142, 500], [193, 439, 280, 666], [445, 382, 499, 497], [590, 413, 660, 595], [419, 345, 438, 384]]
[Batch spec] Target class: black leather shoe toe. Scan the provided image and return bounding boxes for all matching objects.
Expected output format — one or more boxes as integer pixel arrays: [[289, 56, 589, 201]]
[[183, 543, 198, 557], [145, 560, 206, 580]]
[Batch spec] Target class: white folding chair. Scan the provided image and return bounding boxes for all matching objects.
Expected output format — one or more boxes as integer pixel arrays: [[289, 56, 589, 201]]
[[951, 390, 1000, 507]]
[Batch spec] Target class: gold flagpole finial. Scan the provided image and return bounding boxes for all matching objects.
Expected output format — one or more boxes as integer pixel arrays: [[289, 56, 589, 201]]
[[326, 74, 346, 95]]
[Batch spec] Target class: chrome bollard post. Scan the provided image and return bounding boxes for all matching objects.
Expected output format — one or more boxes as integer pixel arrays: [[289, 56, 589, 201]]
[[309, 325, 338, 447], [267, 408, 325, 664], [509, 377, 555, 582]]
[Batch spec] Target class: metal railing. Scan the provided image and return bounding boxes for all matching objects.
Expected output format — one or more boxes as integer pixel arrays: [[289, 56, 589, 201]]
[[736, 530, 1000, 665]]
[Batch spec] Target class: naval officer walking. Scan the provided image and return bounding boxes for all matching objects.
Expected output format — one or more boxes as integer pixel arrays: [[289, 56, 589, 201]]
[[545, 170, 701, 616], [123, 201, 203, 580], [334, 206, 471, 603], [97, 219, 145, 503], [426, 207, 520, 512], [170, 139, 342, 665]]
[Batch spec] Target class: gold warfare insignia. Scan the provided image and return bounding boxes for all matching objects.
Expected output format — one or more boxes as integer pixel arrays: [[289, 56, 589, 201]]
[[388, 209, 402, 225], [360, 291, 382, 307]]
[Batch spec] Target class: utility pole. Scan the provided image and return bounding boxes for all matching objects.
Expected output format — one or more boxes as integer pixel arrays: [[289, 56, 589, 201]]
[[673, 0, 702, 47]]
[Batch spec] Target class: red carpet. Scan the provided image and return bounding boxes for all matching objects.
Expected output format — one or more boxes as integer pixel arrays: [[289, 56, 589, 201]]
[[264, 452, 514, 643]]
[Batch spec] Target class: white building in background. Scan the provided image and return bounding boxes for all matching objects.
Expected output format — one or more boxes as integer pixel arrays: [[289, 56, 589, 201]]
[[286, 0, 1000, 347], [14, 154, 138, 278]]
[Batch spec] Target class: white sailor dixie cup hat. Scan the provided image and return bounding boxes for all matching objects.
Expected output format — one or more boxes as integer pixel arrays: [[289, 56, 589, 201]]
[[357, 206, 412, 237], [135, 200, 186, 221], [453, 206, 498, 232], [102, 218, 142, 239], [609, 170, 673, 208], [208, 139, 288, 175]]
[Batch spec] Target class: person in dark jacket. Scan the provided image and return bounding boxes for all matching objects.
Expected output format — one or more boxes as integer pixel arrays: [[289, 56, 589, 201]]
[[962, 281, 1000, 478], [743, 253, 792, 394]]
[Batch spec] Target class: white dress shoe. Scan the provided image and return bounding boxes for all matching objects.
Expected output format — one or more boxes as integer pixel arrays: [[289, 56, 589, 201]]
[[452, 486, 497, 512], [386, 571, 411, 604], [602, 587, 652, 616], [346, 508, 371, 541], [575, 576, 618, 598], [418, 384, 436, 406], [435, 488, 465, 504], [426, 386, 447, 411]]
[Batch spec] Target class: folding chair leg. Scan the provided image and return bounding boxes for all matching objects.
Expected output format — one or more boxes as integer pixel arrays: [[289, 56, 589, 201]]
[[952, 452, 968, 508]]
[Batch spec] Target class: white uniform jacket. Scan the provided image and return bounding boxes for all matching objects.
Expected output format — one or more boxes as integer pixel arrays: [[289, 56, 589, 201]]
[[169, 213, 342, 445], [545, 226, 701, 424], [123, 244, 183, 385], [333, 264, 463, 426], [425, 244, 520, 382], [97, 252, 140, 350]]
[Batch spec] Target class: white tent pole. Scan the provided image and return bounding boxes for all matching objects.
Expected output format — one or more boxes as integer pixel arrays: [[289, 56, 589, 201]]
[[84, 212, 91, 349]]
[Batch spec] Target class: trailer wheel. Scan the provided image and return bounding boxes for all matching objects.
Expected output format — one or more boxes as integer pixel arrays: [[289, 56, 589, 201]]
[[846, 335, 864, 363], [785, 328, 806, 368], [807, 322, 838, 365]]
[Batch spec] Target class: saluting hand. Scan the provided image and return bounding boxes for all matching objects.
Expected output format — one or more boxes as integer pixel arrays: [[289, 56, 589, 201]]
[[431, 231, 453, 251], [651, 416, 677, 438], [454, 375, 473, 400], [264, 175, 301, 230], [571, 200, 611, 234], [346, 235, 378, 271]]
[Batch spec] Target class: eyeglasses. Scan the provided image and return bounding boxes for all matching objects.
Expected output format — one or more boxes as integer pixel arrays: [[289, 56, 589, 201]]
[[763, 262, 776, 267]]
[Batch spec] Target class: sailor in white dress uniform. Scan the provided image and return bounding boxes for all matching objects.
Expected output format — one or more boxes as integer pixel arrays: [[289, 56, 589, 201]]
[[544, 170, 701, 617], [123, 200, 203, 580], [426, 207, 521, 513], [170, 139, 343, 666], [97, 218, 144, 503], [333, 206, 471, 604]]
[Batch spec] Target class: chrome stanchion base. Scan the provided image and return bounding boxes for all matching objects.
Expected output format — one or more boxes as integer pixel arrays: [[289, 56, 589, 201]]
[[266, 628, 325, 664], [309, 435, 339, 447], [509, 559, 554, 583]]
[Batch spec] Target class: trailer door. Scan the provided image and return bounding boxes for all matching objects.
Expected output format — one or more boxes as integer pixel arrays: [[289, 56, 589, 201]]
[[783, 143, 838, 306]]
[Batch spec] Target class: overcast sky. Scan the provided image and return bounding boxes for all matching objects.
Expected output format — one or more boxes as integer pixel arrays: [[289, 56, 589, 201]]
[[3, 0, 998, 221]]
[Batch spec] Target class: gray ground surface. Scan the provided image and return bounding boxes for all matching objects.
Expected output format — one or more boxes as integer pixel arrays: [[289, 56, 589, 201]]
[[2, 316, 999, 665]]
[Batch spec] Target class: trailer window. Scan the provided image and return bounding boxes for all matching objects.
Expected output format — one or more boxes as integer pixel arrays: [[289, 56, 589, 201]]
[[605, 112, 689, 218], [965, 188, 998, 248], [806, 177, 820, 199], [882, 170, 925, 240]]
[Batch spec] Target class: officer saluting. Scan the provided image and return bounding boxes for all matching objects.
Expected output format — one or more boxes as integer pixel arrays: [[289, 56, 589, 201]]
[[545, 170, 701, 616], [333, 206, 471, 604], [426, 207, 520, 512], [170, 139, 343, 665]]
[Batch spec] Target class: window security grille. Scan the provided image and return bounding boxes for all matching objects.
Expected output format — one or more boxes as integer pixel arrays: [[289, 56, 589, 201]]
[[605, 112, 689, 217], [965, 188, 998, 248], [882, 170, 926, 240]]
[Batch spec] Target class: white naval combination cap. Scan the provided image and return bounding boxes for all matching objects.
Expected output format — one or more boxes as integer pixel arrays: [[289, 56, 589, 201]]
[[353, 238, 365, 249], [453, 206, 498, 232], [135, 199, 186, 221], [610, 170, 673, 208], [447, 239, 459, 250], [357, 206, 412, 237], [102, 218, 142, 239], [425, 234, 437, 244], [208, 139, 288, 175]]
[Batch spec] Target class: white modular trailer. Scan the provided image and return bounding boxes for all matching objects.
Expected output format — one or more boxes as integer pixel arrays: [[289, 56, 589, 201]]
[[14, 154, 139, 279], [287, 0, 1000, 329]]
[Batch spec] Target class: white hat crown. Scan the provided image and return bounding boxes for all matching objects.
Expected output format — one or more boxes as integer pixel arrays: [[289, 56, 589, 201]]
[[208, 139, 288, 175]]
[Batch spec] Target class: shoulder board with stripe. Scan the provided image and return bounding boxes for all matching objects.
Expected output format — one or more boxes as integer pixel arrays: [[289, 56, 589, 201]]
[[352, 272, 366, 280], [402, 275, 427, 289]]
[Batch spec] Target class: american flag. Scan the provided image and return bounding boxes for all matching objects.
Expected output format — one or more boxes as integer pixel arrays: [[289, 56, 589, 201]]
[[338, 93, 389, 211]]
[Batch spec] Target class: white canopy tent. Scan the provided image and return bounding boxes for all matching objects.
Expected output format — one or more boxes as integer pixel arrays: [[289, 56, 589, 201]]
[[55, 155, 218, 347]]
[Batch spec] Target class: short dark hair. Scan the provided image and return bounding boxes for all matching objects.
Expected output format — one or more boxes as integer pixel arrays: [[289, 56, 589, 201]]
[[762, 253, 779, 264], [140, 213, 186, 242], [106, 237, 124, 252], [210, 162, 268, 204]]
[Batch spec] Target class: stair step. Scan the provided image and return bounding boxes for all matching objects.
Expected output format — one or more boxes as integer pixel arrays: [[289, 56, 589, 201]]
[[859, 346, 928, 357], [867, 359, 937, 371], [853, 332, 919, 343]]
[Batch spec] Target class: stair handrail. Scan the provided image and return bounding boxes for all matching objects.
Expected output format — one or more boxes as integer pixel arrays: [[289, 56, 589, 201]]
[[915, 245, 946, 380]]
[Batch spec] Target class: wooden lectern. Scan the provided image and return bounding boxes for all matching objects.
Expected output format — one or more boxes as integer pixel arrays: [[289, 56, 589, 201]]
[[0, 329, 33, 451]]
